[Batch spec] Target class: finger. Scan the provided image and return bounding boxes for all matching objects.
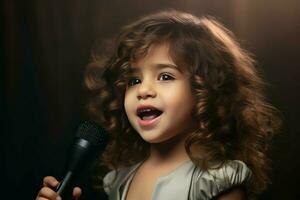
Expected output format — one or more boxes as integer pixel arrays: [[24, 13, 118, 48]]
[[72, 187, 82, 200], [36, 197, 51, 200], [37, 197, 57, 200], [38, 187, 61, 200], [43, 176, 60, 188]]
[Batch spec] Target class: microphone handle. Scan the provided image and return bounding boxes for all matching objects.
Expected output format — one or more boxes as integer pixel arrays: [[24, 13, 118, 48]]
[[56, 171, 73, 197]]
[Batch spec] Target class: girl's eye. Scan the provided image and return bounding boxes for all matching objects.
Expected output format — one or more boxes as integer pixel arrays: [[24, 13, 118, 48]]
[[127, 78, 141, 87], [158, 73, 175, 81]]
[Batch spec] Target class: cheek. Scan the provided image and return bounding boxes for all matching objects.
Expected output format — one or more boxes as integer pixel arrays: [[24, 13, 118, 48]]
[[164, 84, 194, 106], [167, 88, 194, 117], [124, 92, 132, 117]]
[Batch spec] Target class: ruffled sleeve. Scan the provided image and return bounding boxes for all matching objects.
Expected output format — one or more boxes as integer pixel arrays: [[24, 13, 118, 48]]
[[103, 170, 117, 195], [190, 160, 252, 200], [102, 163, 142, 199]]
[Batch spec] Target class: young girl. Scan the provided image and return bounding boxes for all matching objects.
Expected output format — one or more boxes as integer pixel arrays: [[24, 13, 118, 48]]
[[36, 10, 281, 200]]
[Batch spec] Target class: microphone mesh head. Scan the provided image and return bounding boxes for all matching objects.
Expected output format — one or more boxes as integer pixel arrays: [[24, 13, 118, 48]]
[[75, 121, 109, 146]]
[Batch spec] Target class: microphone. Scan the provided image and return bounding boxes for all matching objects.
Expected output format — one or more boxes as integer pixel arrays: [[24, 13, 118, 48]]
[[56, 121, 109, 198]]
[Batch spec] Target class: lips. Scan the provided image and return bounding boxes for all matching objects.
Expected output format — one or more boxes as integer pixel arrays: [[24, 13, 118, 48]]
[[136, 105, 163, 126], [137, 105, 163, 119]]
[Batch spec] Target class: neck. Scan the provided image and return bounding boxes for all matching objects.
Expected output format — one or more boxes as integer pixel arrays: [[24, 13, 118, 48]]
[[148, 132, 190, 165]]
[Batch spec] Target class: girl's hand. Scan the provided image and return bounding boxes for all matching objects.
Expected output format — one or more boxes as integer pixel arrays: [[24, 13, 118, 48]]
[[36, 176, 82, 200]]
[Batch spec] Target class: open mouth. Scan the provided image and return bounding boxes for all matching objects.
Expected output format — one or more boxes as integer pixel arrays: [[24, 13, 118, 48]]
[[137, 107, 163, 120]]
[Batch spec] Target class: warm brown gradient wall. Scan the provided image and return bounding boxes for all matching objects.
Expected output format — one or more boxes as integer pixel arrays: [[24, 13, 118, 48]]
[[1, 0, 299, 199]]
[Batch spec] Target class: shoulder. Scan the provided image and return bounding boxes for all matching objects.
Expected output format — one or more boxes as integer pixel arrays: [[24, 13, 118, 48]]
[[190, 160, 252, 200]]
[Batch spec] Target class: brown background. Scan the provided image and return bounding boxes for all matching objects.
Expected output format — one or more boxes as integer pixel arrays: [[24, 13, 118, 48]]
[[1, 0, 299, 199]]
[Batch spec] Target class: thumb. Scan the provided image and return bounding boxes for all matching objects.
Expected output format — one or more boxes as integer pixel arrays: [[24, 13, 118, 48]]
[[72, 187, 82, 200]]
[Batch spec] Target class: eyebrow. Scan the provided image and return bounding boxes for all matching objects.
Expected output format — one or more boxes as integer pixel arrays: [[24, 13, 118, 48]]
[[156, 63, 180, 71], [129, 63, 181, 73]]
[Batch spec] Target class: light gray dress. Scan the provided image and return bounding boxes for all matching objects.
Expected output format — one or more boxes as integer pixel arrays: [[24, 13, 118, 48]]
[[103, 160, 252, 200]]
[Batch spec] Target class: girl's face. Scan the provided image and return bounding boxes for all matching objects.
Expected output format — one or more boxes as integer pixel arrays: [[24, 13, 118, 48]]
[[124, 43, 195, 144]]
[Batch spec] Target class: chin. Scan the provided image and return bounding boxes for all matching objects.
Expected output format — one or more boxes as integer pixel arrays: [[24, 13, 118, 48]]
[[140, 132, 172, 144], [141, 136, 163, 144]]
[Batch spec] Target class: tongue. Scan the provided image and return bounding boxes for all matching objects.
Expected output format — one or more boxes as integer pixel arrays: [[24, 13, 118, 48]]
[[142, 115, 158, 120]]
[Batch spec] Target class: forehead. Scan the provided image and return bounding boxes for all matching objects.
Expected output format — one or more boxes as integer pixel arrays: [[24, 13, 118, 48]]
[[131, 43, 174, 67], [128, 43, 185, 75], [128, 43, 193, 77]]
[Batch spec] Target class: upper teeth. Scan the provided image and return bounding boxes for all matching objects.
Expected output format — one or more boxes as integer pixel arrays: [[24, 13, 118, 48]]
[[139, 108, 153, 114]]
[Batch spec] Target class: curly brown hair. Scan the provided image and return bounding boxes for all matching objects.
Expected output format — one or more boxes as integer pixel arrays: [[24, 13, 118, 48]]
[[84, 10, 282, 194]]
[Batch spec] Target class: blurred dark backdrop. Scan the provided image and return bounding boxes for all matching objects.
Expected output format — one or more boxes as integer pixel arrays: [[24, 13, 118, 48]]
[[1, 0, 299, 199]]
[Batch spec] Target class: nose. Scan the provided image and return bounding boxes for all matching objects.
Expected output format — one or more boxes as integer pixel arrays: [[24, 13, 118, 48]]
[[137, 79, 157, 100]]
